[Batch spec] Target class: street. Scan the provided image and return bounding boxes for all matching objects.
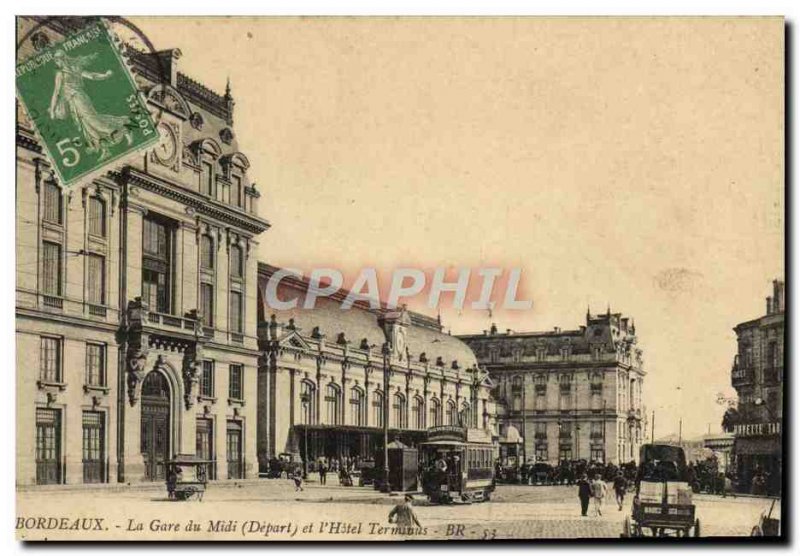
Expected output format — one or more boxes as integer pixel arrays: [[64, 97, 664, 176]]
[[16, 481, 779, 541]]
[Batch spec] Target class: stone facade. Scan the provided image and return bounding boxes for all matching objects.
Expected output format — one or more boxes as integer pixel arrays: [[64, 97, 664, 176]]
[[255, 264, 496, 468], [16, 17, 269, 485], [729, 279, 784, 495], [458, 310, 645, 465]]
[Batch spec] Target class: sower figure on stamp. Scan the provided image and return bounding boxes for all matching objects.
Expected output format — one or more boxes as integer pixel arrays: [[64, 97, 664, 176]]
[[577, 473, 592, 517], [388, 495, 422, 528], [48, 50, 133, 161]]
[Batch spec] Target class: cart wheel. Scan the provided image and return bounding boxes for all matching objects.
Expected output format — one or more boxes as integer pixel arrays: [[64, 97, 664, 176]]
[[693, 519, 701, 538], [621, 517, 631, 538]]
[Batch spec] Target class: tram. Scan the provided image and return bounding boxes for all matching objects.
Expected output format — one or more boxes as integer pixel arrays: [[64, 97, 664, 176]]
[[419, 426, 495, 503]]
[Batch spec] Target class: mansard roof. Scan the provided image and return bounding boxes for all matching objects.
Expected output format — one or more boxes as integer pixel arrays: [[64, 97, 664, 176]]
[[257, 263, 478, 369]]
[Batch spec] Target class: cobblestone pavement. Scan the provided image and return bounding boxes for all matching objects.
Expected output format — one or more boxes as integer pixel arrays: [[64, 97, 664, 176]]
[[16, 481, 779, 541]]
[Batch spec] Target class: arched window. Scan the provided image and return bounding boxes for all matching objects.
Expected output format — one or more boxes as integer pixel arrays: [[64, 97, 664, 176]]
[[372, 391, 384, 428], [446, 400, 458, 426], [88, 196, 106, 237], [200, 234, 214, 270], [460, 401, 472, 428], [230, 244, 243, 278], [300, 381, 316, 425], [412, 396, 424, 429], [349, 387, 365, 426], [429, 398, 441, 427], [392, 392, 407, 429], [325, 383, 341, 425]]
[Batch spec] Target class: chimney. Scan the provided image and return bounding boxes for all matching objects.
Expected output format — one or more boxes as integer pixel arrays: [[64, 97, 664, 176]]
[[766, 296, 773, 315], [773, 280, 784, 313], [154, 49, 181, 87]]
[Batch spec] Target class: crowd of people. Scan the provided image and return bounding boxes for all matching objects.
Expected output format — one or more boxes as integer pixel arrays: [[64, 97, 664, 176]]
[[495, 459, 638, 487]]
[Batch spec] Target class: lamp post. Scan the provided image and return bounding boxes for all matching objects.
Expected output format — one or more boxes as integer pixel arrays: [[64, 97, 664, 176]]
[[300, 392, 310, 479], [381, 341, 391, 493], [602, 399, 607, 464]]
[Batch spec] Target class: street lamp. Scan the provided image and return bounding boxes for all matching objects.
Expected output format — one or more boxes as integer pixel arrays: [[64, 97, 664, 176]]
[[381, 341, 391, 493], [300, 392, 310, 479]]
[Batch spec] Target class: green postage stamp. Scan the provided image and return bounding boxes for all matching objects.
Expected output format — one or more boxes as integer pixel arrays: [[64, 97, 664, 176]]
[[16, 20, 157, 186]]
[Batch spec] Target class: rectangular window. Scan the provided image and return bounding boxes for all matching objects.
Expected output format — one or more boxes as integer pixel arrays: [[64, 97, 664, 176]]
[[201, 360, 215, 398], [82, 411, 105, 483], [230, 290, 243, 333], [142, 216, 172, 313], [226, 421, 243, 479], [202, 161, 214, 196], [36, 408, 61, 484], [196, 418, 215, 480], [233, 175, 243, 208], [200, 282, 214, 327], [85, 343, 105, 386], [88, 197, 106, 237], [228, 364, 243, 400], [42, 241, 62, 296], [43, 182, 62, 225], [40, 337, 61, 383], [87, 253, 105, 305], [230, 246, 243, 278]]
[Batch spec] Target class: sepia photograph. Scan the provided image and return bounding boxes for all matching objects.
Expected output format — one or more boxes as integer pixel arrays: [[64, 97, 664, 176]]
[[12, 11, 786, 543]]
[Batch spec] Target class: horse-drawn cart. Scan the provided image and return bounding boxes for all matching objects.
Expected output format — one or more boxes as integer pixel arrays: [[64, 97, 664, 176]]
[[621, 444, 700, 538]]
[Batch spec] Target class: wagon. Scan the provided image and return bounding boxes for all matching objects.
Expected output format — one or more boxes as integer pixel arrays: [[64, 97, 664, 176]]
[[166, 455, 211, 501], [621, 444, 700, 538]]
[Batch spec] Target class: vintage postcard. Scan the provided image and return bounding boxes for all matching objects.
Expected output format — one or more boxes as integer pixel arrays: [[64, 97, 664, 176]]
[[14, 16, 784, 541]]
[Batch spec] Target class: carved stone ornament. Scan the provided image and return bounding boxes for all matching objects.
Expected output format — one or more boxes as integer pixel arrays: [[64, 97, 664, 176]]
[[190, 112, 204, 130], [219, 127, 234, 145], [182, 344, 203, 410], [126, 345, 149, 406], [46, 391, 58, 406], [125, 297, 150, 406]]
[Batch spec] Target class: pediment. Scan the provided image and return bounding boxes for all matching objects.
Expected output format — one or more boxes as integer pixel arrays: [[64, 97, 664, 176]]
[[277, 331, 312, 351]]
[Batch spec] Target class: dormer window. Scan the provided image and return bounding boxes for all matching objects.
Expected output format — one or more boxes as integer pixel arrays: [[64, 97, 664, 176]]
[[232, 174, 243, 209], [201, 161, 215, 197]]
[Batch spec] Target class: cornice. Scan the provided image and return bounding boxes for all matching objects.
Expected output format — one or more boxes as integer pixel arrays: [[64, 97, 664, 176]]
[[116, 167, 270, 235]]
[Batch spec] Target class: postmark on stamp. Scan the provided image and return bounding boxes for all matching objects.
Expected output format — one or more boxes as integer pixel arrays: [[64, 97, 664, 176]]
[[16, 19, 158, 187]]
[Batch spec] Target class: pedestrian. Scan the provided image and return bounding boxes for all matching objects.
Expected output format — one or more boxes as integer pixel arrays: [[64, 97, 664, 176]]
[[388, 494, 422, 528], [319, 459, 328, 485], [292, 469, 304, 492], [591, 474, 608, 516], [577, 473, 592, 517], [722, 473, 734, 498], [613, 471, 627, 511]]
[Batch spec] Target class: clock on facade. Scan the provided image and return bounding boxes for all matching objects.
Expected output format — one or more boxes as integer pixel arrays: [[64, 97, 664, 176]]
[[154, 122, 178, 165]]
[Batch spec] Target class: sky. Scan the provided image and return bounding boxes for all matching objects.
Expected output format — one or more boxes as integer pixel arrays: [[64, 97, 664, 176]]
[[130, 17, 784, 439]]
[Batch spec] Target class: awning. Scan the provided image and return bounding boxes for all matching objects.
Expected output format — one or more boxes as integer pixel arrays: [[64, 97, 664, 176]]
[[499, 425, 522, 444], [734, 437, 781, 456]]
